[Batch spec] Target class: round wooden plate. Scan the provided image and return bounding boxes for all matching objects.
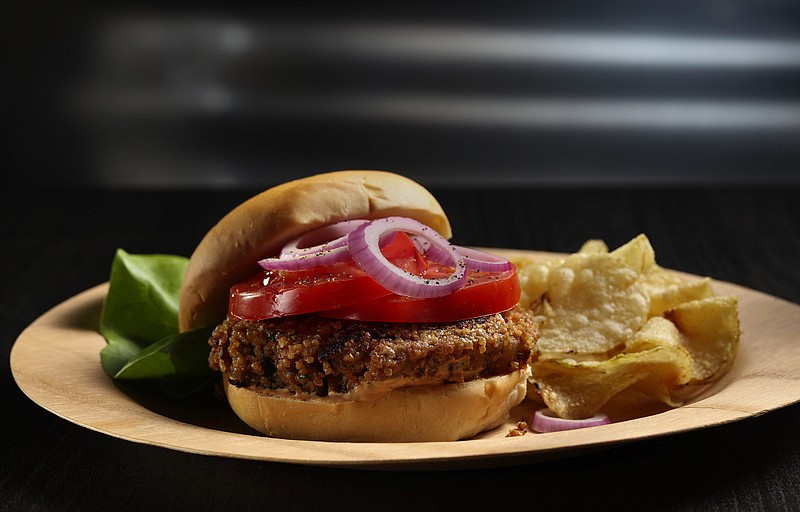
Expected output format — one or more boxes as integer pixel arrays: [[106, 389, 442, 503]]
[[11, 250, 800, 470]]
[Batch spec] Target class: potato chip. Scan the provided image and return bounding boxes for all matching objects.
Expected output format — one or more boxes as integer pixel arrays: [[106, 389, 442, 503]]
[[609, 234, 657, 274], [627, 316, 684, 351], [608, 235, 715, 315], [578, 239, 609, 254], [532, 252, 650, 356], [665, 295, 740, 383], [645, 276, 714, 317], [519, 234, 741, 420], [530, 345, 694, 419], [516, 260, 551, 310]]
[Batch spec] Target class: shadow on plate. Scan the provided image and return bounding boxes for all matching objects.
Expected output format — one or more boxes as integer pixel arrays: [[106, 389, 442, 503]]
[[114, 378, 260, 436]]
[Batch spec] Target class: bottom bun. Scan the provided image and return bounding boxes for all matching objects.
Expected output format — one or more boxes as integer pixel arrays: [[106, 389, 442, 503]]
[[223, 370, 529, 442]]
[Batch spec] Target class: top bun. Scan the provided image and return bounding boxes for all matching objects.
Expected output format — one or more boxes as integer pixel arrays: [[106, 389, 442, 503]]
[[179, 170, 452, 331]]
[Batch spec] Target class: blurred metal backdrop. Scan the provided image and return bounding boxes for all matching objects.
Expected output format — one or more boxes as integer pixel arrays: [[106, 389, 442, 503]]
[[5, 1, 800, 188]]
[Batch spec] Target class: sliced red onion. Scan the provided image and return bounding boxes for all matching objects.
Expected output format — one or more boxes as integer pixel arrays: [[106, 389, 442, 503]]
[[414, 238, 512, 273], [280, 220, 369, 258], [347, 217, 467, 298], [258, 245, 352, 270], [258, 220, 367, 270], [531, 408, 610, 433], [457, 246, 514, 272]]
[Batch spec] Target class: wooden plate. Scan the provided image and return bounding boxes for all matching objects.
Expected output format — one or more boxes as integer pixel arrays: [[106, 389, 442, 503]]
[[11, 250, 800, 470]]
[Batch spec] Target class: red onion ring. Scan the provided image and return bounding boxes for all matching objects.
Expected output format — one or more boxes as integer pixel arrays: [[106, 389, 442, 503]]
[[347, 217, 467, 298], [531, 408, 610, 433], [258, 220, 367, 270], [414, 237, 512, 272], [257, 216, 508, 298], [258, 245, 352, 270], [279, 220, 369, 258]]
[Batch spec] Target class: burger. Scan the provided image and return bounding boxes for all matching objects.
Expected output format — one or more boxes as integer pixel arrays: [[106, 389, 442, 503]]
[[179, 170, 538, 442]]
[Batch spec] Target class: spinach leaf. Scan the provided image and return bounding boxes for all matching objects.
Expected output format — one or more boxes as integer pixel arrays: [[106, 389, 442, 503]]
[[99, 249, 214, 388], [113, 326, 214, 379]]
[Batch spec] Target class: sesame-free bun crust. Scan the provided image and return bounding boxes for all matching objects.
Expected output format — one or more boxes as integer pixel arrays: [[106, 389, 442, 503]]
[[179, 170, 452, 331], [223, 370, 528, 442]]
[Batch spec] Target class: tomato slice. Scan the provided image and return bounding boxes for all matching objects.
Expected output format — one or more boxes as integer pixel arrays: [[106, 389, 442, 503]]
[[229, 232, 426, 320], [229, 231, 520, 323], [318, 264, 520, 323]]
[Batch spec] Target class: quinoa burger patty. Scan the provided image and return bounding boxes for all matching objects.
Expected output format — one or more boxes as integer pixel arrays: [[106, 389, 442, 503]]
[[209, 305, 537, 397]]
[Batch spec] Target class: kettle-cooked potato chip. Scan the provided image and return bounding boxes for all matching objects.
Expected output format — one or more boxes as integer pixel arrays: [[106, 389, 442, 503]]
[[520, 234, 741, 420], [516, 260, 551, 310], [578, 239, 609, 254], [609, 234, 657, 274], [532, 252, 650, 356], [530, 345, 694, 419], [666, 295, 740, 383], [645, 275, 714, 317]]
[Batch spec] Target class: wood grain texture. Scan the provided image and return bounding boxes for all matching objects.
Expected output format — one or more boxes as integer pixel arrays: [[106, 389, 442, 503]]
[[11, 252, 800, 470]]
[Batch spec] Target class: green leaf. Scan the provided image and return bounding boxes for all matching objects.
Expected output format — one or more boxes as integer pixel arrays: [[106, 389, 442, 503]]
[[114, 326, 214, 380], [99, 249, 194, 379]]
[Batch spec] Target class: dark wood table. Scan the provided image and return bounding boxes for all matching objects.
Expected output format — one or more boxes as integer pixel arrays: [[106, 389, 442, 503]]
[[4, 185, 799, 511]]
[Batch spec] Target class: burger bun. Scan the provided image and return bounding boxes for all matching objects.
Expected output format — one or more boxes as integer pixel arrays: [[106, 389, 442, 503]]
[[223, 370, 529, 442]]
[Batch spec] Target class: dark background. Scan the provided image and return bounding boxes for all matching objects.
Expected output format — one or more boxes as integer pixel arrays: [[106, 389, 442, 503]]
[[4, 0, 800, 189]]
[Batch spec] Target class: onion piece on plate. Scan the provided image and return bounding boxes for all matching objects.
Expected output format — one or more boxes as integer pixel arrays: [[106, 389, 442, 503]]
[[531, 408, 610, 433]]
